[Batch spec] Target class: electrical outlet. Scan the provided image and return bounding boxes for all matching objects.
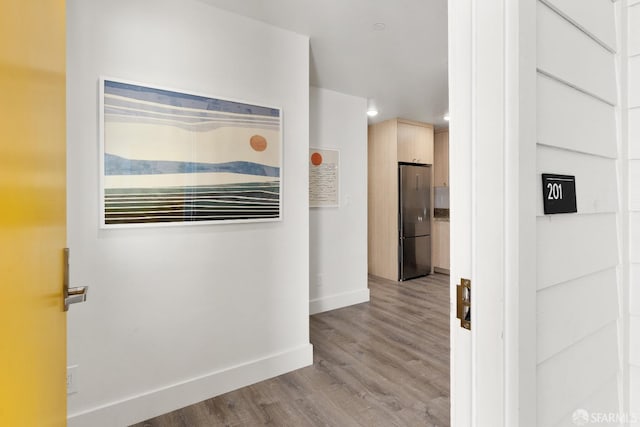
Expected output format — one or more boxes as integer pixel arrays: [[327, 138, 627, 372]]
[[67, 365, 78, 395]]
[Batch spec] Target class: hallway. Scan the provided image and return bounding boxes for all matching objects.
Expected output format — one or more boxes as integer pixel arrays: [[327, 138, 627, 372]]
[[134, 274, 450, 427]]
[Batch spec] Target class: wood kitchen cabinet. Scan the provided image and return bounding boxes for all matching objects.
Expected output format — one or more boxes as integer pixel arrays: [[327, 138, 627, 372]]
[[434, 129, 449, 187], [433, 129, 450, 273], [368, 118, 434, 281], [433, 220, 450, 273], [397, 120, 434, 164]]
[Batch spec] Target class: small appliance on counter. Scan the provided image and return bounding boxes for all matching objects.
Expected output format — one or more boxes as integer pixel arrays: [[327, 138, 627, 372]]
[[434, 186, 450, 220]]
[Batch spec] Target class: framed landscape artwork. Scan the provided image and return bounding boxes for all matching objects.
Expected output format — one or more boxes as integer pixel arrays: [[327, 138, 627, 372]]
[[99, 78, 282, 227]]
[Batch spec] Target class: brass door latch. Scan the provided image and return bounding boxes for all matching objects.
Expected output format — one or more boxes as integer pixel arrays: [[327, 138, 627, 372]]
[[456, 278, 471, 330]]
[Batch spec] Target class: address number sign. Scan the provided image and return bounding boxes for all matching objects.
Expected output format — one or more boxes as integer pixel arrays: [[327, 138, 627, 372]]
[[542, 173, 577, 215]]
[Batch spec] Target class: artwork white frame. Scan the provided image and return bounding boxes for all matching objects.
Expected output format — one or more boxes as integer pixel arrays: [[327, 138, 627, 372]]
[[99, 77, 283, 228]]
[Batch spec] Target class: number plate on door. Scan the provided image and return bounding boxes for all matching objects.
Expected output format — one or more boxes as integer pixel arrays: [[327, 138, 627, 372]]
[[542, 174, 577, 214]]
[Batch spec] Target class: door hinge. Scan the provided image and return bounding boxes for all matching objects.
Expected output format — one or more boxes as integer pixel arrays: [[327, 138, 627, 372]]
[[456, 278, 471, 330]]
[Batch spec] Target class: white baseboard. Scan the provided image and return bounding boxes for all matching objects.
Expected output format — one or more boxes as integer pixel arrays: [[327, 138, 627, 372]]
[[434, 267, 450, 275], [67, 344, 313, 427], [309, 288, 370, 315]]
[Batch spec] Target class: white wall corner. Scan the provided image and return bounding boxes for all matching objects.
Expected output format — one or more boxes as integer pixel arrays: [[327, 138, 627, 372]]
[[309, 288, 370, 315], [308, 86, 368, 316]]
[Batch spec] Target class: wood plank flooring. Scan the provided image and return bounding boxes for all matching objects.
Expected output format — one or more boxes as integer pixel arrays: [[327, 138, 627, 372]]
[[132, 274, 450, 427]]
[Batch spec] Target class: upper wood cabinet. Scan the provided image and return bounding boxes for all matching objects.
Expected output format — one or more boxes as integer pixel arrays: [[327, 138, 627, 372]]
[[434, 129, 449, 187], [397, 120, 434, 164]]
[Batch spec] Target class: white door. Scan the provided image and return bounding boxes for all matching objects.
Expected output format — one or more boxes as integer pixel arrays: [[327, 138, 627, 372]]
[[448, 1, 473, 424], [448, 0, 537, 425]]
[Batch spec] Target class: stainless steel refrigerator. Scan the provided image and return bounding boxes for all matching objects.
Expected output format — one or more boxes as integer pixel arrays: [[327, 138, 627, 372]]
[[399, 164, 432, 281]]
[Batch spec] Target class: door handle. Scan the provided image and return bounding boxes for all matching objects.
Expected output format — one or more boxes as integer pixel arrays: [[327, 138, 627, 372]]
[[63, 248, 89, 311]]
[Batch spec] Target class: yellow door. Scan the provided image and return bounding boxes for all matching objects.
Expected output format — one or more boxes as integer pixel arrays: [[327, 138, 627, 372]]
[[0, 1, 67, 426]]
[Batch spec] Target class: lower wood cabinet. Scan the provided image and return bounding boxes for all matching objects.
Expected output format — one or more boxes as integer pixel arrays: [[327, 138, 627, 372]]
[[433, 220, 450, 272]]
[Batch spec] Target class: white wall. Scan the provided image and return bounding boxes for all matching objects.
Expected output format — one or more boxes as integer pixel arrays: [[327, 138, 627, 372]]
[[66, 1, 311, 425], [535, 1, 622, 425], [628, 0, 640, 417], [308, 87, 369, 314]]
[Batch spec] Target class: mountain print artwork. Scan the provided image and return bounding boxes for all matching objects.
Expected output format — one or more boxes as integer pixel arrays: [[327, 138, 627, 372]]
[[100, 79, 282, 226]]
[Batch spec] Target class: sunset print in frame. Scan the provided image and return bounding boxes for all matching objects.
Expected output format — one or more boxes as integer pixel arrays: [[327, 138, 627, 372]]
[[99, 78, 282, 227]]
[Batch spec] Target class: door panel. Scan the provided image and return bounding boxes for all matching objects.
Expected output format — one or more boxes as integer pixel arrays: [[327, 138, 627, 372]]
[[400, 235, 431, 280], [449, 0, 473, 425], [400, 165, 431, 237], [0, 2, 67, 426]]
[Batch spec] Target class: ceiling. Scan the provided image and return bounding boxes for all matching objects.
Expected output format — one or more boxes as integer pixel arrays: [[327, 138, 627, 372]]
[[198, 0, 449, 128]]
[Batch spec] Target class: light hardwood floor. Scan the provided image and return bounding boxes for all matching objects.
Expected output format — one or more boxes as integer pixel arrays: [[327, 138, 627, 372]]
[[132, 274, 450, 427]]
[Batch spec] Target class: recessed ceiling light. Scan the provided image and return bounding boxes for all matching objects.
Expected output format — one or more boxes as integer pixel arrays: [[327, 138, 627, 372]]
[[367, 109, 379, 117], [372, 23, 386, 31]]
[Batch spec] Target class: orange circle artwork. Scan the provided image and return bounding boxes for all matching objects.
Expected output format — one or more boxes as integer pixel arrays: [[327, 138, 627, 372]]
[[250, 135, 268, 151], [310, 152, 323, 166]]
